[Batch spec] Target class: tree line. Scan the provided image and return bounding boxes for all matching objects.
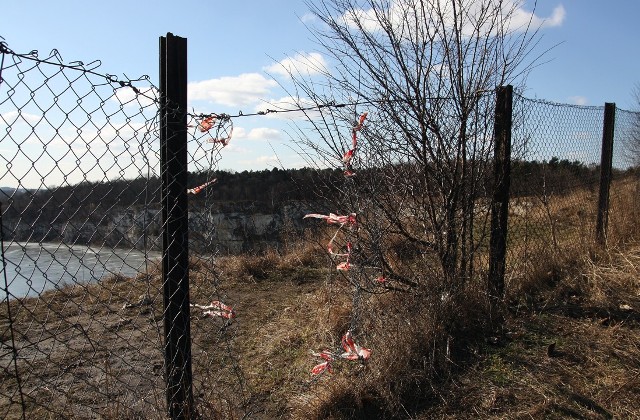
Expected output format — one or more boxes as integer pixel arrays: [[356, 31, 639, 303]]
[[0, 167, 343, 231], [1, 159, 614, 234]]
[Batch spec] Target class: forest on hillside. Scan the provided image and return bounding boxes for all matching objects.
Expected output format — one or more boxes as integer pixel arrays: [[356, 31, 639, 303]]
[[1, 158, 634, 239]]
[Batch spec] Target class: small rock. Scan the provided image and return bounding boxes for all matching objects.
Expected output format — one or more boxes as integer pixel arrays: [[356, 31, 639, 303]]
[[122, 294, 153, 310]]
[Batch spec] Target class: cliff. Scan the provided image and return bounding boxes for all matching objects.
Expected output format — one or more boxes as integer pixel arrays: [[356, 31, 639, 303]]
[[2, 201, 317, 254]]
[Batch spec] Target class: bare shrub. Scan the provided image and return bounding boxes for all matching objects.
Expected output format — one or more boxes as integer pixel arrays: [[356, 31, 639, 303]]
[[287, 279, 491, 419]]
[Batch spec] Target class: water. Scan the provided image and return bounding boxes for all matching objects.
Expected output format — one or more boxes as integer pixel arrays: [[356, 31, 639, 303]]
[[1, 242, 159, 299]]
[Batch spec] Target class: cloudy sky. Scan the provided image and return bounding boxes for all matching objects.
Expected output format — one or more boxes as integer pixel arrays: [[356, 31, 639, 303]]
[[1, 0, 640, 186]]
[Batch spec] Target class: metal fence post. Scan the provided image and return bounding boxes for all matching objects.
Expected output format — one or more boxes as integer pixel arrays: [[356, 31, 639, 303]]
[[596, 102, 616, 246], [488, 85, 513, 319], [160, 33, 193, 419]]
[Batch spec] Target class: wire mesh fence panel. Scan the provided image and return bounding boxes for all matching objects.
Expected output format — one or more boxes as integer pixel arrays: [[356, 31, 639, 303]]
[[2, 34, 638, 419], [0, 43, 166, 419], [180, 112, 254, 417], [0, 39, 279, 419], [608, 107, 640, 244], [509, 95, 605, 283]]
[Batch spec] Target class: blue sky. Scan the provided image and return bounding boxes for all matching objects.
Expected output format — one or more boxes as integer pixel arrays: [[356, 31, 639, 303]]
[[1, 0, 640, 184]]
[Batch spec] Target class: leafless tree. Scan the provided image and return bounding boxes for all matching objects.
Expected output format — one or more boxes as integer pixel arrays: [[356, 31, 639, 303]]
[[290, 0, 551, 295]]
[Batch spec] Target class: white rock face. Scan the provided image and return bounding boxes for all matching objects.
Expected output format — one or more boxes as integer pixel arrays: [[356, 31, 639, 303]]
[[4, 202, 316, 254]]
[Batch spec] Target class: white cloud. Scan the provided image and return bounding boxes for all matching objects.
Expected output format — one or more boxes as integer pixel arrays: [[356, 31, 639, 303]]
[[232, 126, 247, 138], [342, 0, 566, 36], [188, 73, 278, 107], [511, 4, 565, 29], [256, 155, 279, 163], [341, 5, 382, 32], [568, 96, 588, 106], [223, 143, 250, 154], [301, 13, 316, 23], [0, 110, 42, 125], [256, 96, 303, 111], [247, 127, 283, 141], [264, 52, 328, 78], [542, 5, 566, 28], [233, 126, 282, 141], [239, 155, 280, 166]]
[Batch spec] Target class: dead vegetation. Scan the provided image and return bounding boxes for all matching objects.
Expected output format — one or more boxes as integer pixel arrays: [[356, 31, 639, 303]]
[[1, 180, 639, 419], [423, 245, 640, 419]]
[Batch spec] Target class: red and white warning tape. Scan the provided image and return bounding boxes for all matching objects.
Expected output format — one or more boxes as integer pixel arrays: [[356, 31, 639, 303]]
[[303, 212, 357, 227], [187, 178, 218, 195], [311, 331, 371, 375], [190, 300, 236, 319], [343, 112, 367, 177]]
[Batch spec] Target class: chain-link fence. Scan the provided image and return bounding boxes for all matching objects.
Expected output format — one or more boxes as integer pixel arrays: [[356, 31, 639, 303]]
[[609, 107, 640, 242], [508, 94, 640, 286], [0, 36, 260, 419], [0, 41, 171, 418], [2, 36, 639, 419]]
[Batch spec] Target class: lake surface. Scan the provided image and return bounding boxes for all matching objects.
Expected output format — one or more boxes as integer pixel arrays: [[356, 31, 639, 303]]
[[1, 242, 159, 299]]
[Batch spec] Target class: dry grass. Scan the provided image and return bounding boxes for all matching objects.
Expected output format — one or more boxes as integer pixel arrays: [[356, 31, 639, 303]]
[[3, 246, 639, 418], [608, 177, 640, 246], [1, 177, 639, 419], [418, 245, 640, 419]]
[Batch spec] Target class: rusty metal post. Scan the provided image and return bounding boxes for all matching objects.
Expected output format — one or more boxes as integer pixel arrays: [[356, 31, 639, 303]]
[[596, 102, 616, 246], [488, 85, 513, 319]]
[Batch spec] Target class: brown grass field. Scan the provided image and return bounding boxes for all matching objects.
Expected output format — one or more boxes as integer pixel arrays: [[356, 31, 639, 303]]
[[1, 177, 638, 419]]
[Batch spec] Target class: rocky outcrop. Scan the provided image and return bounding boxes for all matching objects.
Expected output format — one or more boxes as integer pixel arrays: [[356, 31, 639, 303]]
[[3, 201, 317, 254], [190, 201, 317, 253]]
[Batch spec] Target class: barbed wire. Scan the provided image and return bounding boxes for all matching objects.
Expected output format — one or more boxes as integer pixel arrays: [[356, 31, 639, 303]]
[[0, 40, 157, 104], [1, 42, 494, 127], [190, 89, 495, 121]]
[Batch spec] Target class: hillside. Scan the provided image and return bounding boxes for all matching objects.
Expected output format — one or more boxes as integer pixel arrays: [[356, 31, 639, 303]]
[[0, 159, 621, 251]]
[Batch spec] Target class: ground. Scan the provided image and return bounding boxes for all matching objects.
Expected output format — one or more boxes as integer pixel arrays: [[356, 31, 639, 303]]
[[1, 245, 638, 419]]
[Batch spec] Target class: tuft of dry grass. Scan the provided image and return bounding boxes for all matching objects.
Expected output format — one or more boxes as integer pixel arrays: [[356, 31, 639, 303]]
[[608, 177, 640, 246], [285, 282, 495, 419], [215, 240, 326, 285]]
